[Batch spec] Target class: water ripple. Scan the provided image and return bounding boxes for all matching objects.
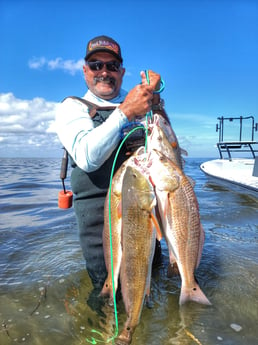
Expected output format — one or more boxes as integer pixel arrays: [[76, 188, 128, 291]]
[[0, 157, 258, 345]]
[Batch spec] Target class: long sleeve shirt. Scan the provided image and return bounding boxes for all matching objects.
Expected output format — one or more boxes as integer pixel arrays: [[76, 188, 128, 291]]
[[55, 89, 129, 172]]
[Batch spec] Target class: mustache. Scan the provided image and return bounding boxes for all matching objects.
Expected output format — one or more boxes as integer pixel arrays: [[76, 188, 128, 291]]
[[93, 76, 116, 85]]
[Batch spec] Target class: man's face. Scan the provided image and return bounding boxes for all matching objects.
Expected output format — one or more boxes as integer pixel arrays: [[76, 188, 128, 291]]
[[83, 52, 125, 100]]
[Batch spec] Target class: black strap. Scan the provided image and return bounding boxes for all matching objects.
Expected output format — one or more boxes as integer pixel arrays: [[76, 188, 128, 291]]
[[64, 96, 117, 118], [60, 96, 117, 186], [60, 148, 68, 193]]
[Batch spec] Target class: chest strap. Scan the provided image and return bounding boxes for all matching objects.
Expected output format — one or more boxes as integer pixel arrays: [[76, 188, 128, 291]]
[[65, 96, 117, 118]]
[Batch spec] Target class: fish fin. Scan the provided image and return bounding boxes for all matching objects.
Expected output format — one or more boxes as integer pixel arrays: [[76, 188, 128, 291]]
[[180, 148, 188, 156], [146, 286, 150, 297], [154, 204, 163, 230], [167, 262, 180, 277], [117, 201, 122, 219], [116, 328, 133, 345], [144, 284, 154, 308], [179, 282, 211, 306], [150, 197, 157, 209], [171, 141, 178, 149], [144, 293, 154, 309], [196, 225, 205, 268], [151, 213, 163, 240], [100, 278, 114, 305], [187, 176, 196, 188], [163, 192, 170, 218], [149, 175, 155, 187], [167, 250, 180, 277]]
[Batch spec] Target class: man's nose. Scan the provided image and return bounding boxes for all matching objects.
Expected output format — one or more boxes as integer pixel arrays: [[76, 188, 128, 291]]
[[101, 66, 108, 74]]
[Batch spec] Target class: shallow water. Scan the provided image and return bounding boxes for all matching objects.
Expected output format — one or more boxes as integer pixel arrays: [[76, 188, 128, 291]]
[[0, 157, 257, 345]]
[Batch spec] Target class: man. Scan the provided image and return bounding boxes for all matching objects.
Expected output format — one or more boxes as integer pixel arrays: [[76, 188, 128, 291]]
[[56, 35, 165, 291]]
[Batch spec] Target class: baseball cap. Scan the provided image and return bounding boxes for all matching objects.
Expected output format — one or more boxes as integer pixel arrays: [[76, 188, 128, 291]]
[[85, 35, 123, 62]]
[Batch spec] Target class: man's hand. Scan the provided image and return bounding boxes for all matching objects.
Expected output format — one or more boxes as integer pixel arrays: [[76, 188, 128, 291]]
[[141, 70, 161, 91], [119, 70, 161, 121], [119, 84, 153, 121]]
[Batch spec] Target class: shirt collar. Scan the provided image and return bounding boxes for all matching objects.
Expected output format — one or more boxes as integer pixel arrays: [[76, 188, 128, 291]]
[[84, 89, 127, 106]]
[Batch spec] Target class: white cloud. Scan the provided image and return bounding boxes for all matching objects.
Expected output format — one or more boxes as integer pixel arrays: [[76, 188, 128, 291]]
[[0, 92, 218, 158], [28, 57, 47, 69], [0, 93, 61, 157], [28, 57, 84, 75]]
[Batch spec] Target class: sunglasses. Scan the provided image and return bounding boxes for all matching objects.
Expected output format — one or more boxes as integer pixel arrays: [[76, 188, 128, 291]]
[[86, 60, 121, 72]]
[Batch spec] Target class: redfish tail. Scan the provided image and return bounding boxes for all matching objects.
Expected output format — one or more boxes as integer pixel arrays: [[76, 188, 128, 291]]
[[115, 327, 134, 345], [167, 261, 180, 277], [100, 279, 115, 305], [150, 212, 163, 240], [179, 282, 211, 306]]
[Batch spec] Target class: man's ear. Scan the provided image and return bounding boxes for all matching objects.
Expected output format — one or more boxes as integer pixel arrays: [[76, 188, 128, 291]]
[[120, 67, 126, 77]]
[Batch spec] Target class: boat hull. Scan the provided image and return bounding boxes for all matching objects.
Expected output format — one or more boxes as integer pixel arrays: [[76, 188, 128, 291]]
[[200, 158, 258, 198]]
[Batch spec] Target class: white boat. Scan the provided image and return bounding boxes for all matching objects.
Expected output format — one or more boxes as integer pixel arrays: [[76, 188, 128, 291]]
[[200, 116, 258, 197]]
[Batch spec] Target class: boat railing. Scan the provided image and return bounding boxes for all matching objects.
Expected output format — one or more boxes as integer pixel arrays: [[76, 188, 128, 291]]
[[217, 141, 258, 160], [216, 116, 258, 160]]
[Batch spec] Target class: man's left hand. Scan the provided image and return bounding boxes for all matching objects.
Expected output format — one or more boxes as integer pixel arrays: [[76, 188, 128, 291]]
[[140, 70, 161, 91]]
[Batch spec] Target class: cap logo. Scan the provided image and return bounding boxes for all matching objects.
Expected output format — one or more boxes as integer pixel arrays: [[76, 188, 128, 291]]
[[88, 39, 119, 54]]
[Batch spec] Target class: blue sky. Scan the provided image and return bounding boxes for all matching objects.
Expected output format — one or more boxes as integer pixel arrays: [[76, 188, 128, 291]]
[[1, 0, 258, 158]]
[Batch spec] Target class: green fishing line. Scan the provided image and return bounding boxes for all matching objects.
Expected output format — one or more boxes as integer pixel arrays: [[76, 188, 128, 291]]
[[144, 69, 152, 153]]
